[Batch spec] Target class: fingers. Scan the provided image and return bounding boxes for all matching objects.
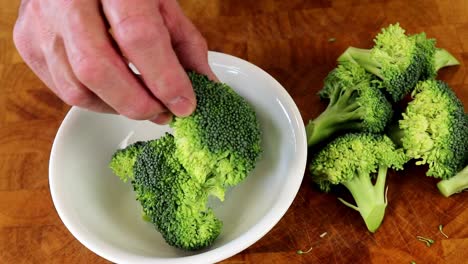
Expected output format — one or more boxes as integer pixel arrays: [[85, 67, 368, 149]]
[[41, 34, 116, 113], [14, 0, 210, 124], [160, 0, 217, 81], [13, 3, 55, 91], [61, 0, 167, 120], [102, 0, 196, 117]]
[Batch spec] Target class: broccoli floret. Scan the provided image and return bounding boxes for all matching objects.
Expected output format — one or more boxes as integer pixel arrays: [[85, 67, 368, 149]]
[[337, 24, 424, 102], [309, 133, 407, 232], [338, 23, 459, 102], [109, 141, 146, 182], [437, 164, 468, 197], [108, 72, 262, 250], [318, 60, 375, 100], [307, 62, 393, 147], [170, 72, 262, 201], [132, 134, 222, 250], [388, 80, 468, 181]]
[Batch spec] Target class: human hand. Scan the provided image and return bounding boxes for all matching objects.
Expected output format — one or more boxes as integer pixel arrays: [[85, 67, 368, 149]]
[[13, 0, 216, 124]]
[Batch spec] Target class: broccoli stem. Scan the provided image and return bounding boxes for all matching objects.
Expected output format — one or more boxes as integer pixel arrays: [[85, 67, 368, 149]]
[[437, 165, 468, 197], [434, 48, 460, 72], [337, 47, 384, 79], [306, 86, 362, 147], [306, 112, 342, 147], [339, 166, 388, 233], [306, 105, 362, 147]]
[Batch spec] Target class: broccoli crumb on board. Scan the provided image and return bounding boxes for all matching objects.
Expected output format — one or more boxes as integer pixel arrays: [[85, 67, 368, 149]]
[[439, 225, 449, 238], [416, 236, 435, 247]]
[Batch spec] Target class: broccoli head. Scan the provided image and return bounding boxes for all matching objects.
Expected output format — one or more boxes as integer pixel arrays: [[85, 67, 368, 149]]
[[338, 23, 458, 102], [389, 80, 468, 179], [413, 32, 460, 80], [133, 134, 222, 250], [171, 72, 262, 201], [109, 141, 146, 182], [310, 133, 407, 232], [318, 60, 375, 100], [307, 62, 393, 147], [109, 73, 261, 250], [338, 23, 425, 102], [108, 72, 263, 250]]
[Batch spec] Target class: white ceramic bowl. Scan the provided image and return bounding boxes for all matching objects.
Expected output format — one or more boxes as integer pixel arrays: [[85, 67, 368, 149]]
[[49, 51, 307, 264]]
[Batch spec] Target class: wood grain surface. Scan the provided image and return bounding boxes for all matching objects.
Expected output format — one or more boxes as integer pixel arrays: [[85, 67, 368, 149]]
[[1, 0, 467, 263]]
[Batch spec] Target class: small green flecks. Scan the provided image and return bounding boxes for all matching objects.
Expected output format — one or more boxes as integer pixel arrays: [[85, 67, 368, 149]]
[[328, 37, 336, 42], [416, 236, 435, 247], [439, 224, 449, 238], [410, 261, 416, 264], [296, 246, 313, 255]]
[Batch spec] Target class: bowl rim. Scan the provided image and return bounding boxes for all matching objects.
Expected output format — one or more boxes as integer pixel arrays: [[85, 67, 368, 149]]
[[49, 51, 307, 264]]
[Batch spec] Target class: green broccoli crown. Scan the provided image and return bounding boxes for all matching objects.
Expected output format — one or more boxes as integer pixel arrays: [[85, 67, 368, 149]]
[[398, 80, 468, 179], [319, 61, 374, 99], [310, 133, 407, 191], [372, 23, 415, 72], [354, 80, 393, 134], [338, 23, 434, 102], [171, 72, 262, 200], [411, 32, 437, 79], [109, 141, 147, 182], [369, 23, 428, 102], [133, 133, 222, 250]]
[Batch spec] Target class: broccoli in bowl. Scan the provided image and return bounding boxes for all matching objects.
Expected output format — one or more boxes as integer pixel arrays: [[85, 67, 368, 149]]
[[109, 72, 262, 250]]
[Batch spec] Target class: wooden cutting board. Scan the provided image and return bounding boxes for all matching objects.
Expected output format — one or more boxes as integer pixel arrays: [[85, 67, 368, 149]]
[[1, 0, 467, 263]]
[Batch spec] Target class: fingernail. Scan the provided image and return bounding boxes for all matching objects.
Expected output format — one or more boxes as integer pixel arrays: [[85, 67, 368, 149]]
[[209, 71, 219, 82], [150, 112, 173, 125], [168, 96, 195, 116]]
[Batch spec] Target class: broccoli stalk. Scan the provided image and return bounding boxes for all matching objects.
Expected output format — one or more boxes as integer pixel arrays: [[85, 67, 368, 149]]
[[307, 62, 393, 147], [337, 47, 384, 78], [310, 133, 407, 233], [307, 84, 363, 146], [437, 165, 468, 197], [434, 48, 460, 71], [338, 166, 389, 232]]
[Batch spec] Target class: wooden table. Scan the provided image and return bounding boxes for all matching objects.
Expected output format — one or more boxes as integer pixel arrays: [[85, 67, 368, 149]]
[[1, 0, 467, 263]]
